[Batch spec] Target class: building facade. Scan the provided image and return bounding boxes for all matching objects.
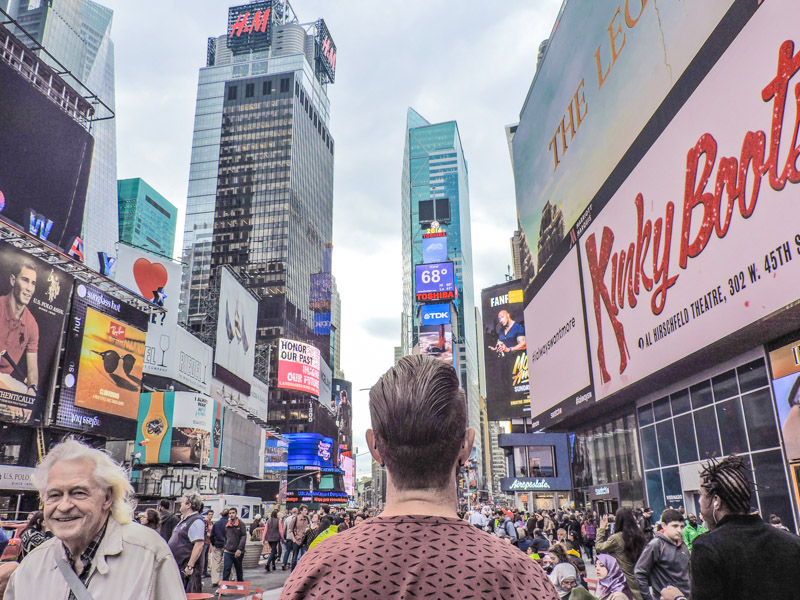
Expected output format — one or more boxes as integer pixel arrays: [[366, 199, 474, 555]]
[[400, 107, 482, 480], [180, 3, 339, 437], [117, 178, 177, 258], [8, 0, 118, 271]]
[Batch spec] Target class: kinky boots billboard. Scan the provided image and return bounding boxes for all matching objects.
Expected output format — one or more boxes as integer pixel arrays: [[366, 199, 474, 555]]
[[581, 0, 800, 402]]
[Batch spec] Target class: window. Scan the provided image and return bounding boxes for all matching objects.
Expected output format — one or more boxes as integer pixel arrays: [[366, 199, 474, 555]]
[[737, 359, 769, 393], [653, 396, 671, 421], [670, 389, 691, 416], [280, 77, 290, 93], [263, 80, 272, 95], [694, 406, 721, 460], [712, 369, 739, 401], [690, 381, 713, 409], [245, 83, 254, 98], [716, 397, 748, 455], [741, 388, 780, 450], [752, 450, 796, 530], [638, 403, 654, 427], [227, 85, 237, 101], [640, 425, 659, 470], [527, 446, 556, 477], [673, 413, 699, 463], [656, 420, 678, 466]]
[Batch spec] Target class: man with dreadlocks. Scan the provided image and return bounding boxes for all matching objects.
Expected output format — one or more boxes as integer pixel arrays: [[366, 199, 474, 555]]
[[661, 455, 800, 600]]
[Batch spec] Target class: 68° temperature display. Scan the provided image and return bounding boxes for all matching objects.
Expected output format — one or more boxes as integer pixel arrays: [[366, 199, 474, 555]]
[[415, 262, 456, 302]]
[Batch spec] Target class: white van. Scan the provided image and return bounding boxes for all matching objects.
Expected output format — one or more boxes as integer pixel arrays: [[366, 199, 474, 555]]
[[201, 494, 267, 522]]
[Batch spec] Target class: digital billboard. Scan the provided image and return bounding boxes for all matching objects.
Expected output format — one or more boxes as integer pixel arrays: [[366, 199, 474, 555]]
[[414, 324, 454, 366], [512, 0, 735, 287], [421, 303, 451, 326], [0, 59, 92, 251], [56, 283, 149, 438], [310, 273, 332, 311], [215, 268, 257, 385], [768, 340, 800, 463], [481, 280, 530, 420], [277, 338, 321, 396], [0, 244, 73, 425], [415, 262, 455, 302], [314, 312, 331, 335], [319, 358, 332, 408], [331, 378, 352, 412], [284, 433, 335, 468], [422, 235, 447, 264], [314, 19, 337, 83], [578, 0, 800, 403], [524, 247, 592, 428], [339, 454, 354, 497], [136, 391, 224, 468], [227, 1, 272, 55], [264, 437, 289, 478]]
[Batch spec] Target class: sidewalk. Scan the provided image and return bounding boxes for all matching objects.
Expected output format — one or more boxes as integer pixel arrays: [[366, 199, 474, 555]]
[[201, 561, 291, 597]]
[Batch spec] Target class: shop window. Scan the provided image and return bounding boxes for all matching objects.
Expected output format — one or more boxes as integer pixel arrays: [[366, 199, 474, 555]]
[[656, 420, 678, 466], [638, 403, 654, 427], [673, 413, 699, 463], [716, 397, 748, 455], [653, 396, 671, 421], [662, 467, 683, 509], [528, 446, 556, 477], [737, 359, 769, 393], [741, 388, 781, 451], [641, 425, 659, 470], [513, 446, 527, 478], [690, 381, 713, 409], [694, 406, 721, 460], [712, 369, 739, 401], [645, 471, 666, 520], [752, 451, 794, 530], [670, 389, 691, 416]]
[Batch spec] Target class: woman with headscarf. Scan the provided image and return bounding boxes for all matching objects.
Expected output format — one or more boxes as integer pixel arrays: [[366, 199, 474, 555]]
[[595, 554, 634, 600], [548, 544, 579, 598], [595, 509, 646, 599]]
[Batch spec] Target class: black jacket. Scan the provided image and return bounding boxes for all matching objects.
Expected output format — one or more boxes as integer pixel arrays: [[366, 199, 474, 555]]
[[223, 518, 248, 553], [690, 513, 800, 600], [210, 516, 229, 548]]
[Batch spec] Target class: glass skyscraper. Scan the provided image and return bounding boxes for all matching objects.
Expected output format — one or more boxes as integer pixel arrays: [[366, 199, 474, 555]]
[[7, 0, 118, 271], [117, 178, 177, 258], [182, 3, 338, 432], [401, 107, 482, 477]]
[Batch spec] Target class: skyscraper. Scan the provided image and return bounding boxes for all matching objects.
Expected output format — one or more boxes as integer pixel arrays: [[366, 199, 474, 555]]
[[117, 178, 177, 258], [181, 2, 338, 433], [6, 0, 118, 271], [400, 107, 482, 479]]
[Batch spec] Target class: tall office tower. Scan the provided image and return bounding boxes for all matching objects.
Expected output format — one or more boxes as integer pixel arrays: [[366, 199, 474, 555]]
[[400, 107, 482, 479], [117, 178, 177, 258], [7, 0, 118, 271], [181, 2, 338, 432]]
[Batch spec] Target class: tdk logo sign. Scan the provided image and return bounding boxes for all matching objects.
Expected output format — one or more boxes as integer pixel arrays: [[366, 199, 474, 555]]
[[421, 303, 451, 326]]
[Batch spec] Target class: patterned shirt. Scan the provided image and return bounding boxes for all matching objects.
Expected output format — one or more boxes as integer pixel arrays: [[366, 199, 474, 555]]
[[280, 514, 560, 600], [63, 518, 109, 600]]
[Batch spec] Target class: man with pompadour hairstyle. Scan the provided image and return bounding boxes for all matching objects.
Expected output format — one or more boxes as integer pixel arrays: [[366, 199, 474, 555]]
[[280, 355, 559, 600]]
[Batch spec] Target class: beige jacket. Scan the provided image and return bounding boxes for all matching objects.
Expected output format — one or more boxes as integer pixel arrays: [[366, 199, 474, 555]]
[[5, 516, 186, 600]]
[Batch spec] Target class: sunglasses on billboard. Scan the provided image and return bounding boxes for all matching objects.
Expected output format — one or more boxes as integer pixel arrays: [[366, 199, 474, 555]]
[[92, 350, 137, 377]]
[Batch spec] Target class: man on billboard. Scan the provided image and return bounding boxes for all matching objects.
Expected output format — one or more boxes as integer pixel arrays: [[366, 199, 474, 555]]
[[491, 310, 526, 355], [0, 260, 39, 396]]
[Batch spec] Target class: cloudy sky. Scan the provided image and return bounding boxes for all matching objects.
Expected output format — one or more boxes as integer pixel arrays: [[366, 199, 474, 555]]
[[102, 0, 562, 474]]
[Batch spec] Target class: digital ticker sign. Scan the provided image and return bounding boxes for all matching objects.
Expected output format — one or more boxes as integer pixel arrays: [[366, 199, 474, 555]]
[[415, 262, 455, 303]]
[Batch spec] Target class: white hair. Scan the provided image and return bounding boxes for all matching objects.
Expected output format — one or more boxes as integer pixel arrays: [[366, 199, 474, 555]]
[[31, 438, 134, 524]]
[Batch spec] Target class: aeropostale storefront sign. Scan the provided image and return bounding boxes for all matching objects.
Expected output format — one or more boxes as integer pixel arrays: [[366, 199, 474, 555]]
[[580, 1, 800, 401]]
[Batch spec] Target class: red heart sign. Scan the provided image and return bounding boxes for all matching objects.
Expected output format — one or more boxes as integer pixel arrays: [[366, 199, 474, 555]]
[[132, 258, 169, 300]]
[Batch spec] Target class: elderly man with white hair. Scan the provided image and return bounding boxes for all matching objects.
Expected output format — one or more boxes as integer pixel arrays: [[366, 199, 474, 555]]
[[4, 438, 185, 600]]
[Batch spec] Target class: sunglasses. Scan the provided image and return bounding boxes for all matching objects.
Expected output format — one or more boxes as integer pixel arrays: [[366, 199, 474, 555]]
[[92, 350, 137, 376]]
